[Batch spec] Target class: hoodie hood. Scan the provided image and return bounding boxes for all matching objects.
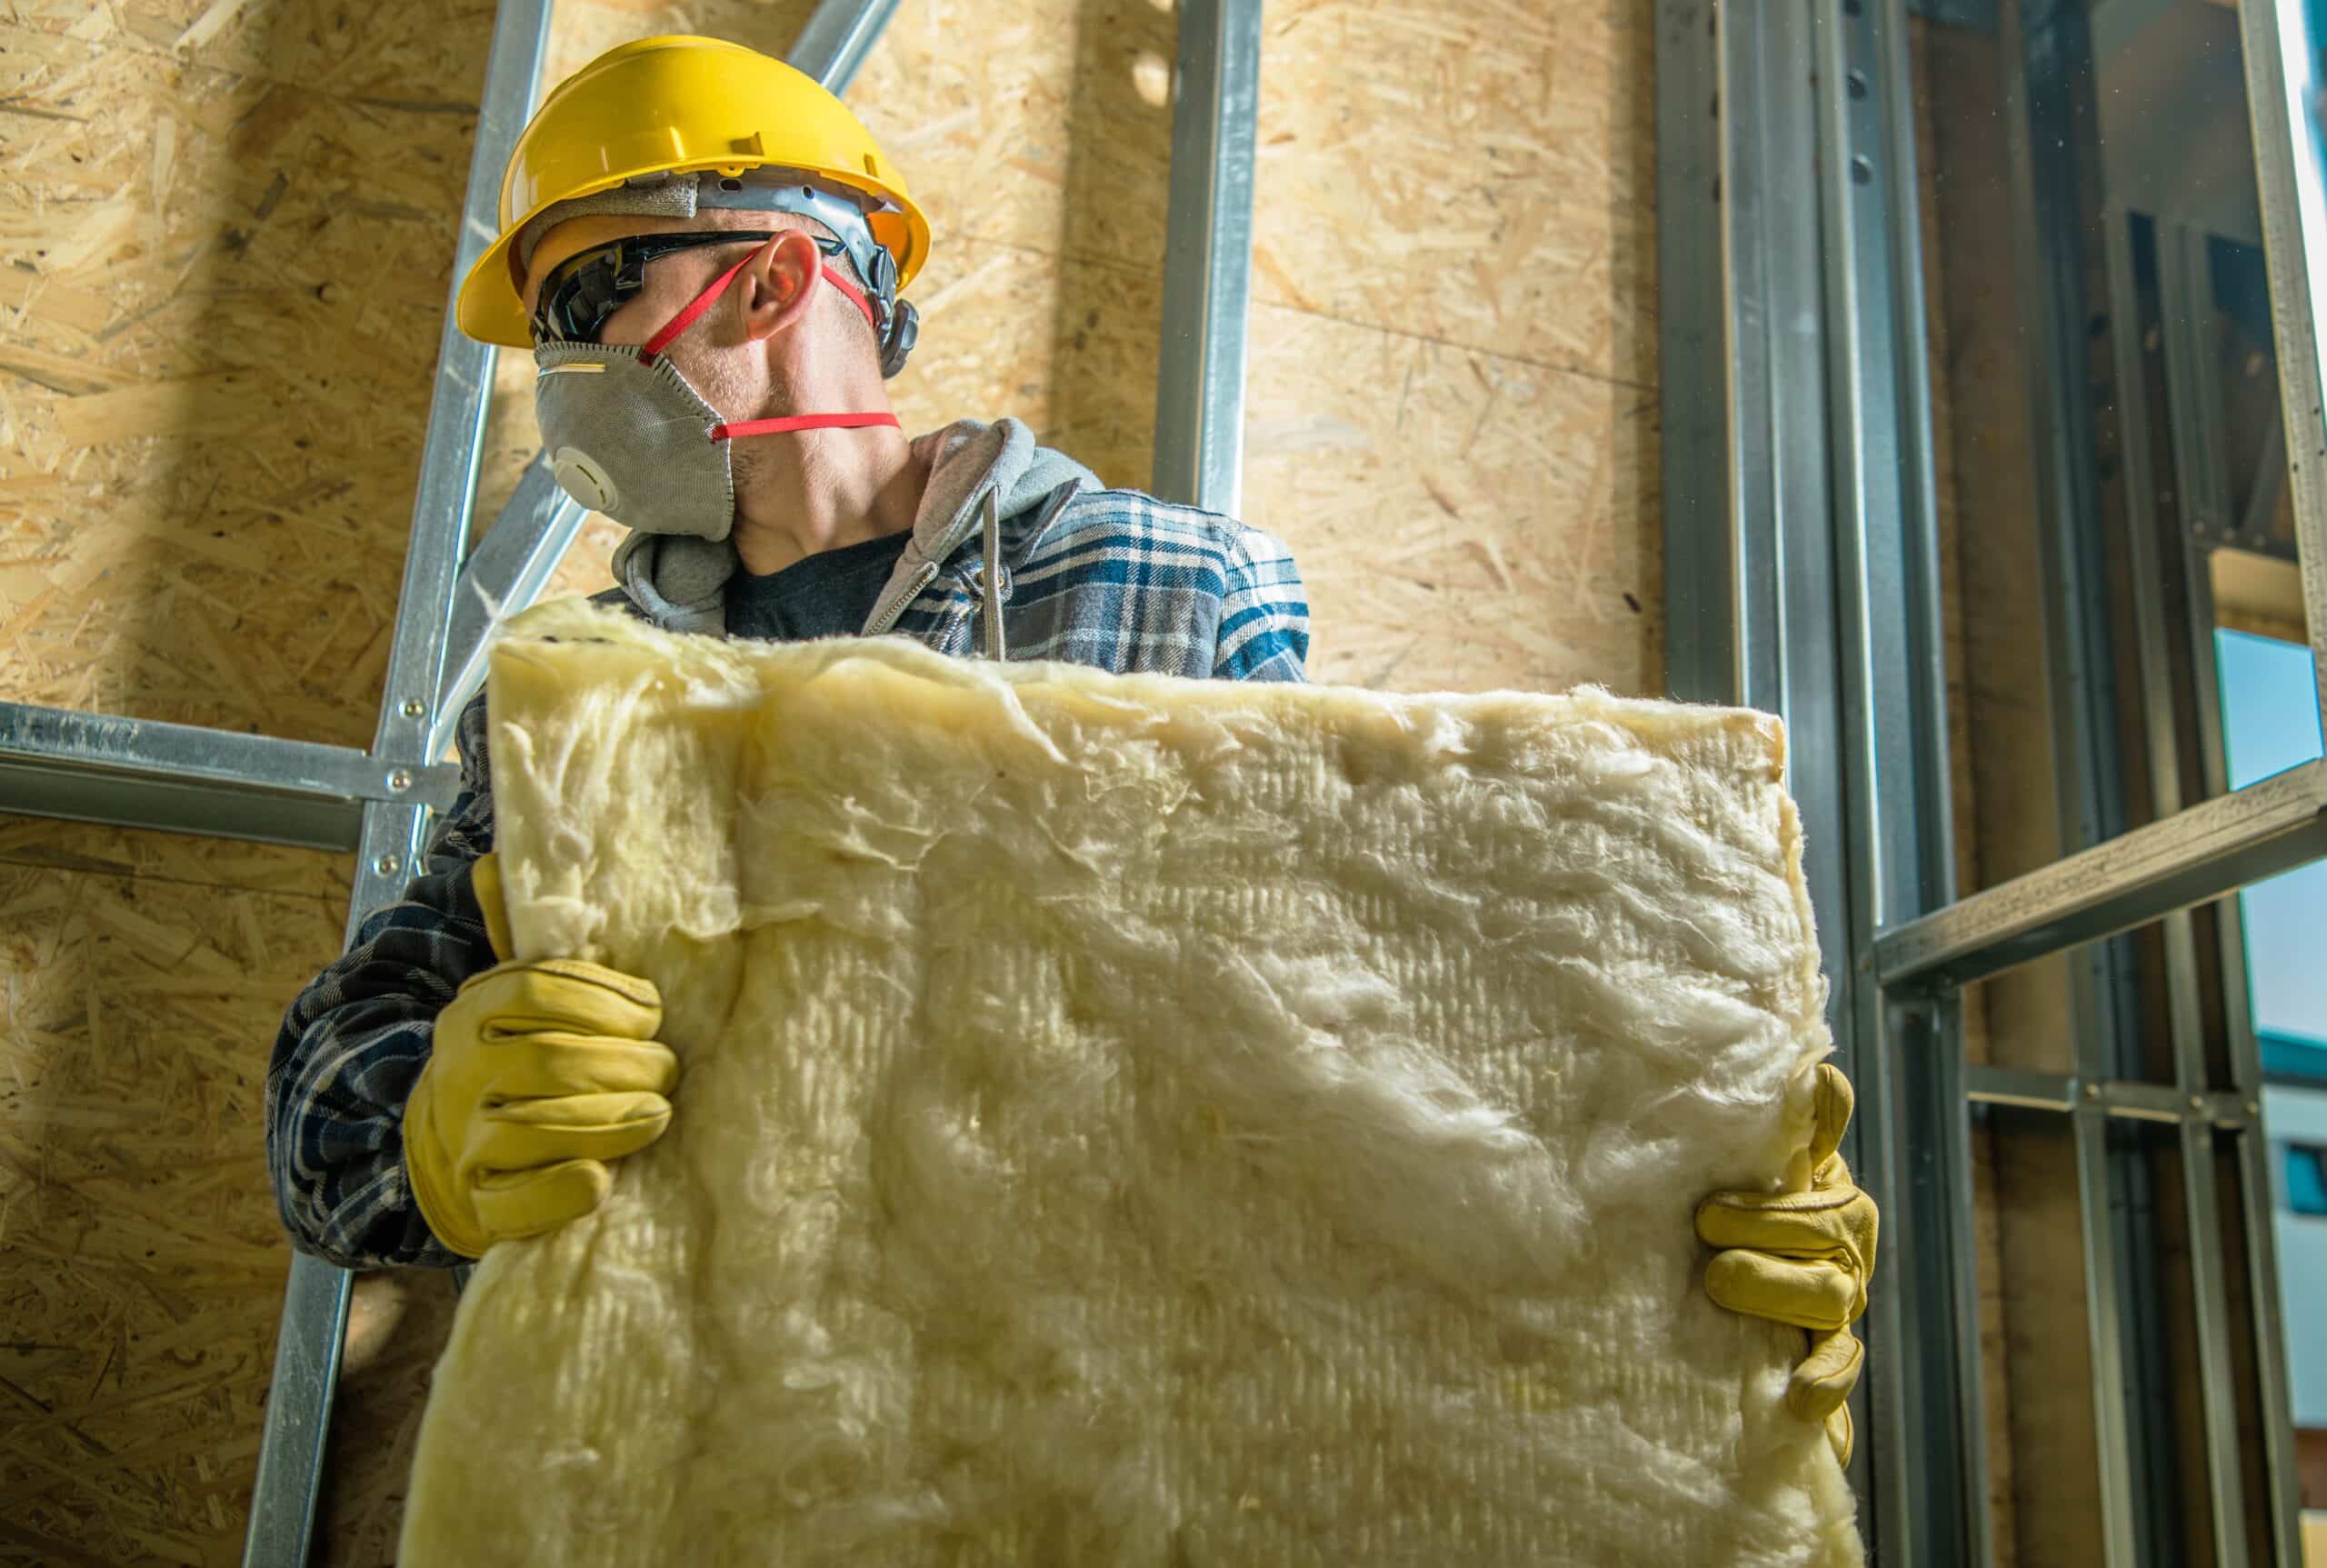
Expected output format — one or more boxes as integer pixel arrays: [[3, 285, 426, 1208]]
[[610, 416, 1098, 636]]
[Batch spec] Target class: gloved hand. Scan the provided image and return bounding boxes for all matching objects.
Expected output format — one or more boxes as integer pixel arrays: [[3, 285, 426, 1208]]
[[403, 853, 679, 1258], [1694, 1062, 1878, 1465]]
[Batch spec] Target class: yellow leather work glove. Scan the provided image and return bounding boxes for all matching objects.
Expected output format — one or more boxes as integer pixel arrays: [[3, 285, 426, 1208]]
[[403, 853, 679, 1258], [1694, 1063, 1878, 1465]]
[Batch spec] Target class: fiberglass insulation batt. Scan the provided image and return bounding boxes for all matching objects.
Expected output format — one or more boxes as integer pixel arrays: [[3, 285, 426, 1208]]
[[399, 596, 1864, 1567]]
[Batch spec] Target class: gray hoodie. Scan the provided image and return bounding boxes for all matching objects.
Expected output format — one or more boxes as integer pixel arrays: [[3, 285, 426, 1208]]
[[607, 416, 1098, 637]]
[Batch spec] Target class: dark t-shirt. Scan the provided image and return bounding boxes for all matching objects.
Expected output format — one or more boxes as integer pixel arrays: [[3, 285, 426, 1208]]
[[725, 530, 914, 643]]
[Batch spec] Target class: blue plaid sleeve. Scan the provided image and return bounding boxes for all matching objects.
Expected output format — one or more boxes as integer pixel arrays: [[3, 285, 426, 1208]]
[[265, 689, 497, 1270], [1213, 524, 1310, 683]]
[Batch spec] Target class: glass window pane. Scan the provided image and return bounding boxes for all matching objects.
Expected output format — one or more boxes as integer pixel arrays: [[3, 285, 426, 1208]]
[[1972, 1104, 2275, 1565], [1912, 0, 2314, 902], [2205, 237, 2300, 561], [2262, 1079, 2327, 1515], [2217, 629, 2325, 790], [2217, 630, 2327, 1084], [2214, 610, 2327, 1524], [1965, 903, 2316, 1557], [2285, 1147, 2327, 1218]]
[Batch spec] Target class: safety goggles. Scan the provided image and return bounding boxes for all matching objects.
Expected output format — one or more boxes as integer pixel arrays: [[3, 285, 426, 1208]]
[[530, 230, 854, 346]]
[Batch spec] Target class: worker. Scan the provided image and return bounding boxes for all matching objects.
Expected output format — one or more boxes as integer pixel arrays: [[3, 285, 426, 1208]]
[[265, 35, 1873, 1467]]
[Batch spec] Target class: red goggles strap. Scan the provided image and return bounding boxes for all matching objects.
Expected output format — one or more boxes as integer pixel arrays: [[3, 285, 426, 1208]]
[[821, 271, 879, 334], [711, 411, 902, 441], [642, 241, 882, 364]]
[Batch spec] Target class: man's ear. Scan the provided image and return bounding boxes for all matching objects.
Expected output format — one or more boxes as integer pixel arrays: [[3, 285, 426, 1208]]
[[738, 230, 824, 344]]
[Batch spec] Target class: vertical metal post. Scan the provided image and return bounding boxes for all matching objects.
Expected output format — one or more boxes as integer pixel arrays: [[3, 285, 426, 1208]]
[[1663, 0, 1852, 1285], [2111, 209, 2259, 1568], [1152, 0, 1261, 515], [431, 457, 588, 755], [788, 0, 904, 96], [1658, 0, 1822, 699], [239, 3, 552, 1563], [2235, 0, 2326, 1548], [1659, 0, 1976, 1558], [1660, 0, 1808, 715], [2241, 0, 2327, 729], [1815, 0, 1982, 1557], [2163, 235, 2272, 1411], [1656, 0, 1741, 704], [1992, 1, 2152, 1556], [236, 1256, 353, 1568]]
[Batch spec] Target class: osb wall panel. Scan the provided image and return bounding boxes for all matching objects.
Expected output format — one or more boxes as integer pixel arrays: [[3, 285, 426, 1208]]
[[0, 811, 352, 902], [1248, 304, 1654, 694], [0, 854, 351, 1568], [2, 8, 497, 751], [1253, 0, 1657, 394], [476, 0, 1126, 604], [496, 0, 1663, 696], [1252, 0, 1659, 692], [2, 0, 1663, 1560]]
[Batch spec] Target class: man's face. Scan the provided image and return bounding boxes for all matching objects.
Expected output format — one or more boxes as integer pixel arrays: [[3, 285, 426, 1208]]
[[522, 211, 830, 505], [518, 211, 778, 348]]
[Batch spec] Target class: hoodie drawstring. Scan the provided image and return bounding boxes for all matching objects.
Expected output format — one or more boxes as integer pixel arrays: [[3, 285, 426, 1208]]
[[976, 488, 1006, 661]]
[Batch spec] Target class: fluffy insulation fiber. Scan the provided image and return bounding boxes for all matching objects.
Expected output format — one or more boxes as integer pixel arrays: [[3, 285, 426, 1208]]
[[399, 596, 1863, 1567]]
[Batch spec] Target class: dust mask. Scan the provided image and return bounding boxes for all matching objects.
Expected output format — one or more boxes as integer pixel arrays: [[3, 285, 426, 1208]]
[[534, 240, 899, 542]]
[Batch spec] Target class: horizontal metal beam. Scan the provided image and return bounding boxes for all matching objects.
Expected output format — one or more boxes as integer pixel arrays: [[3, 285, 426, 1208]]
[[1965, 1064, 2079, 1111], [0, 703, 459, 852], [787, 0, 901, 95], [2189, 518, 2300, 563], [1965, 1065, 2252, 1127], [432, 456, 587, 757], [1876, 757, 2327, 989], [2099, 1081, 2248, 1128], [0, 756, 363, 853]]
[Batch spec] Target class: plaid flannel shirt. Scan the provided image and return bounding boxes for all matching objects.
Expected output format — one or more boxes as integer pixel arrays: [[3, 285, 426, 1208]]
[[267, 488, 1308, 1268]]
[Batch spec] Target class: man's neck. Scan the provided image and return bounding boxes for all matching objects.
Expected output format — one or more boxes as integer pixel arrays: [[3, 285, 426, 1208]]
[[730, 424, 927, 576]]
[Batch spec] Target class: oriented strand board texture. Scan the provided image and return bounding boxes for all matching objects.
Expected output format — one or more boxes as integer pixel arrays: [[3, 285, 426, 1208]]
[[0, 829, 354, 1568], [1, 0, 1663, 1558], [1, 6, 497, 749], [1248, 0, 1661, 695], [400, 598, 1856, 1566], [512, 0, 1666, 690], [5, 0, 1657, 725]]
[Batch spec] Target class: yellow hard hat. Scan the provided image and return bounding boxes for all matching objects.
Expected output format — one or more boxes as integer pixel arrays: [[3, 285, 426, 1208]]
[[455, 35, 931, 348]]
